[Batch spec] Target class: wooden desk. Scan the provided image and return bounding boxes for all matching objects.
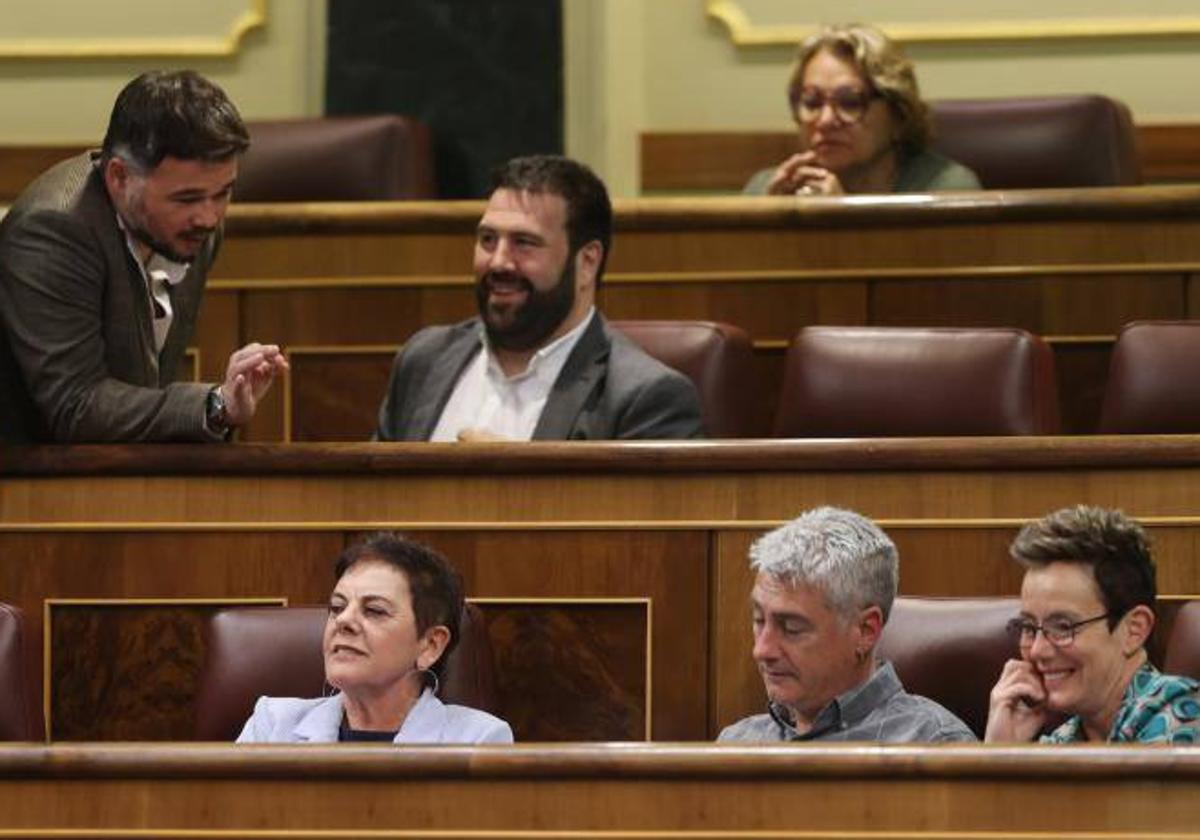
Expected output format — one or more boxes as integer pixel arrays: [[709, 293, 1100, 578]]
[[4, 438, 1200, 742], [1, 743, 1198, 836], [200, 188, 1200, 439]]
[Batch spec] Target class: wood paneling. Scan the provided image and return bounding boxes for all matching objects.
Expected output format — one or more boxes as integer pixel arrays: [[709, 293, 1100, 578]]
[[47, 600, 280, 741], [0, 145, 87, 202], [640, 132, 797, 193], [1136, 124, 1200, 182], [408, 529, 707, 742], [478, 601, 648, 741], [641, 126, 1200, 192], [1, 744, 1199, 836], [1, 526, 705, 742], [5, 439, 1200, 739], [286, 347, 395, 442]]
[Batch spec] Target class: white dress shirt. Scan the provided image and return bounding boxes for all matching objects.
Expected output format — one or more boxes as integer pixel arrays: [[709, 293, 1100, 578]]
[[117, 217, 189, 354], [431, 308, 596, 441]]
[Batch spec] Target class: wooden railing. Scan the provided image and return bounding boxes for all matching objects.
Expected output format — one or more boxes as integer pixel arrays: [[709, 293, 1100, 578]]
[[0, 743, 1198, 836]]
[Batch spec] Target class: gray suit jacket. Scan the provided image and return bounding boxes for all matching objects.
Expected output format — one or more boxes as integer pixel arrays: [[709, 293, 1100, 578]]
[[375, 314, 704, 440], [0, 152, 217, 442]]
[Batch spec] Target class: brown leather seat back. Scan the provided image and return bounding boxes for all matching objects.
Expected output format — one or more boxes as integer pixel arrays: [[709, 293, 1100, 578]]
[[0, 603, 43, 741], [877, 597, 1020, 738], [193, 604, 497, 740], [930, 95, 1140, 189], [611, 320, 760, 437], [772, 326, 1060, 437], [1164, 601, 1200, 681], [236, 115, 436, 201], [1098, 321, 1200, 433]]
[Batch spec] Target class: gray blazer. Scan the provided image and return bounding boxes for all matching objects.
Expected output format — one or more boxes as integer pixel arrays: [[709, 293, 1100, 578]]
[[0, 152, 216, 442], [374, 314, 705, 441], [236, 690, 513, 744]]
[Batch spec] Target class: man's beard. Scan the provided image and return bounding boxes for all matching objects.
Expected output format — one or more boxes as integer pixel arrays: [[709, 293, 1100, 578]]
[[123, 191, 210, 264], [476, 261, 577, 353]]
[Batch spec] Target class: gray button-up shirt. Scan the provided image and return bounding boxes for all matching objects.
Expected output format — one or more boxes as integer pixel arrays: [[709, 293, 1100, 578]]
[[718, 660, 976, 743]]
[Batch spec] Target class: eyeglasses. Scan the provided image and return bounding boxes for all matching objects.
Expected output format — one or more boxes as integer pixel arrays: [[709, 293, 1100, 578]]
[[1005, 613, 1111, 648], [791, 85, 879, 125]]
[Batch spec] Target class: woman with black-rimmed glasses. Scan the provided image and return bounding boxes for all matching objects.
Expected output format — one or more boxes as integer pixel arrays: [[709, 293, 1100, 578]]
[[985, 506, 1200, 744], [744, 23, 979, 197]]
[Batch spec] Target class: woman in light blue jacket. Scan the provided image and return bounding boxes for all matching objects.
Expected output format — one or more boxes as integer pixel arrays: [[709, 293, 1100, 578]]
[[237, 533, 512, 744]]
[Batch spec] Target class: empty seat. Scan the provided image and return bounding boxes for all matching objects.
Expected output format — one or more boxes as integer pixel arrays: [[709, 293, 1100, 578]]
[[772, 326, 1060, 437], [930, 95, 1140, 189], [193, 604, 498, 740], [611, 320, 760, 437], [1164, 601, 1200, 681], [877, 596, 1019, 738], [0, 603, 43, 741], [236, 115, 436, 202], [1098, 321, 1200, 434]]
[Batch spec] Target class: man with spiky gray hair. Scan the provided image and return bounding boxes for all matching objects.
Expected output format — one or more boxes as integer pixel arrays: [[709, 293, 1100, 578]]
[[719, 507, 974, 742]]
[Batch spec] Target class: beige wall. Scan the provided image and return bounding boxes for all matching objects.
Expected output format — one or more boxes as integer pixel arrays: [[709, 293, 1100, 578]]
[[4, 0, 1196, 196], [0, 0, 326, 144], [565, 0, 1200, 195]]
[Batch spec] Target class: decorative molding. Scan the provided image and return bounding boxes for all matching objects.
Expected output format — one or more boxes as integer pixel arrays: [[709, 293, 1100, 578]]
[[281, 344, 399, 443], [7, 517, 1200, 533], [0, 0, 266, 59], [43, 596, 284, 740], [183, 348, 201, 383], [471, 597, 654, 740], [210, 261, 1200, 292], [706, 0, 1200, 46]]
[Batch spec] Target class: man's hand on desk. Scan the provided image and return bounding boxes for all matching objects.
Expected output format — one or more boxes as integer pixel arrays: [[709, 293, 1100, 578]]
[[220, 343, 290, 428], [457, 428, 512, 442]]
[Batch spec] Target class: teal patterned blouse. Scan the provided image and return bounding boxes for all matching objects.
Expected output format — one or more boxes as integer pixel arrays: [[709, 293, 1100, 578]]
[[1041, 663, 1200, 744]]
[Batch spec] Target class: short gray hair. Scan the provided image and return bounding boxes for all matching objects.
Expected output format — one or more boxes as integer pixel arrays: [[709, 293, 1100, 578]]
[[750, 506, 898, 622]]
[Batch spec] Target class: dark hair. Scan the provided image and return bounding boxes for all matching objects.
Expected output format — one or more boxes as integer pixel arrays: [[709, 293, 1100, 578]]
[[101, 70, 249, 171], [491, 154, 612, 285], [334, 533, 463, 684], [1010, 505, 1156, 629]]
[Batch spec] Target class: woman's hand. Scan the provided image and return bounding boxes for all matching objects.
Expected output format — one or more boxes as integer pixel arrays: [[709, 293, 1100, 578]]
[[765, 152, 846, 196], [984, 658, 1049, 742]]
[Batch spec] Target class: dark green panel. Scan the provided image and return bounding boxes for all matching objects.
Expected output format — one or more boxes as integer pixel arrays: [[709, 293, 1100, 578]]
[[327, 0, 564, 198]]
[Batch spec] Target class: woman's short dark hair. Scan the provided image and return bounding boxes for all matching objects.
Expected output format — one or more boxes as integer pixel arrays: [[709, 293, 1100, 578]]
[[1011, 505, 1157, 629], [491, 154, 612, 285], [334, 533, 464, 684], [101, 70, 250, 171]]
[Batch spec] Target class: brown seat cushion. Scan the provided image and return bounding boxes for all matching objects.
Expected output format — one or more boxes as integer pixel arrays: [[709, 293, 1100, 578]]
[[773, 326, 1060, 437], [236, 115, 436, 202], [930, 94, 1140, 189], [0, 603, 42, 741], [877, 596, 1020, 738], [1098, 321, 1200, 434], [611, 320, 759, 437]]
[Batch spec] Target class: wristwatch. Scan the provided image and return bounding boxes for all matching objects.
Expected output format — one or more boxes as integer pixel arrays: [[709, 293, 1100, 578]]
[[205, 386, 231, 436]]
